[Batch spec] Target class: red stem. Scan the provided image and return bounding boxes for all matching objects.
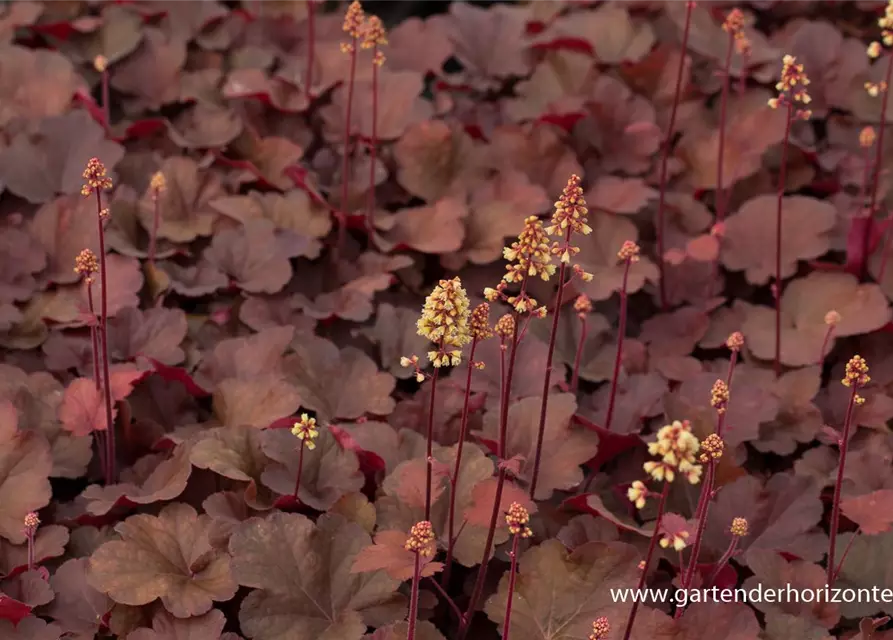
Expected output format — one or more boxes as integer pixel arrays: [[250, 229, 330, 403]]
[[709, 31, 735, 291], [530, 230, 571, 499], [502, 533, 521, 640], [818, 325, 836, 366], [366, 47, 379, 235], [293, 443, 306, 499], [443, 339, 479, 586], [459, 294, 525, 640], [870, 54, 893, 281], [101, 68, 110, 136], [858, 142, 876, 281], [831, 526, 861, 584], [95, 192, 116, 484], [656, 0, 694, 311], [605, 258, 632, 432], [148, 190, 160, 266], [407, 552, 421, 640], [427, 576, 463, 622], [827, 385, 858, 585], [774, 104, 794, 379], [677, 462, 715, 615], [87, 284, 105, 479], [570, 316, 587, 393], [424, 366, 441, 522], [305, 0, 315, 101], [26, 531, 34, 572], [704, 535, 739, 588], [337, 39, 358, 259], [622, 482, 670, 640]]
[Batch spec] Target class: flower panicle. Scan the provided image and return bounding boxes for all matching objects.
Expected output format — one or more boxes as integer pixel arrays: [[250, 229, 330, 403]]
[[405, 521, 436, 558], [730, 517, 749, 537], [340, 0, 365, 52], [470, 302, 493, 341], [416, 277, 472, 367], [81, 157, 113, 196], [74, 248, 99, 283], [574, 294, 592, 318], [617, 240, 640, 264], [698, 433, 725, 463], [842, 355, 870, 388], [23, 512, 39, 533], [505, 502, 533, 538], [767, 55, 811, 120], [589, 617, 610, 640], [722, 8, 751, 56], [726, 331, 745, 352], [868, 0, 893, 60], [504, 215, 556, 284], [710, 380, 729, 414], [643, 420, 702, 484], [291, 413, 320, 450], [627, 480, 647, 509]]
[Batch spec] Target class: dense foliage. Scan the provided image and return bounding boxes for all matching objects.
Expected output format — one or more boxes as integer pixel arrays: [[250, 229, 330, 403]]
[[2, 1, 893, 639]]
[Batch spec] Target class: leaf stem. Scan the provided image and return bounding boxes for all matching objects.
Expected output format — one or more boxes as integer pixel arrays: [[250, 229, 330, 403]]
[[502, 533, 521, 640], [827, 384, 858, 586], [774, 103, 794, 379], [443, 338, 479, 586], [605, 257, 633, 432], [831, 526, 861, 584], [622, 481, 670, 640], [530, 229, 571, 499], [656, 0, 694, 311], [427, 576, 463, 622]]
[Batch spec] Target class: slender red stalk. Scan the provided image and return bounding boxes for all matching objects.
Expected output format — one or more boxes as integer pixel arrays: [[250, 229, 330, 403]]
[[427, 577, 463, 622], [870, 54, 893, 281], [858, 135, 877, 281], [656, 1, 694, 311], [831, 526, 861, 584], [529, 229, 571, 499], [827, 384, 858, 585], [407, 552, 421, 640], [443, 339, 479, 586], [99, 65, 110, 136], [337, 38, 358, 259], [678, 348, 738, 604], [622, 482, 670, 640], [148, 189, 161, 266], [424, 366, 441, 522], [292, 444, 306, 500], [86, 284, 106, 479], [459, 303, 523, 640], [818, 324, 836, 366], [704, 535, 739, 588], [773, 104, 794, 379], [709, 29, 735, 290], [605, 257, 633, 432], [366, 46, 379, 235], [305, 0, 315, 101], [502, 533, 521, 640], [570, 315, 588, 393], [95, 192, 116, 484]]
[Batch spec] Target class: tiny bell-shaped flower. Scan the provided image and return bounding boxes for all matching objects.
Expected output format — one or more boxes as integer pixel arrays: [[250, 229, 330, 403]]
[[589, 617, 610, 640]]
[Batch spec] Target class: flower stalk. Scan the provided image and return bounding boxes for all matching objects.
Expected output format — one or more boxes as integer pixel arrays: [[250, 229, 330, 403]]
[[656, 0, 694, 311], [23, 513, 39, 572], [94, 55, 110, 136], [147, 171, 165, 266], [571, 295, 592, 393], [819, 311, 840, 365], [305, 0, 316, 101], [443, 304, 492, 586], [405, 521, 435, 640], [361, 16, 387, 234], [530, 175, 593, 499], [82, 158, 116, 484], [291, 414, 319, 500], [705, 517, 748, 587], [828, 356, 870, 585], [605, 241, 640, 433], [75, 249, 106, 478], [768, 55, 812, 378], [501, 503, 532, 640], [336, 1, 365, 259]]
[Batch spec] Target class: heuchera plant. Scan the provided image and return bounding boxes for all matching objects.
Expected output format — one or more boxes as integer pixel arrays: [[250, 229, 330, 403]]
[[5, 1, 893, 639]]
